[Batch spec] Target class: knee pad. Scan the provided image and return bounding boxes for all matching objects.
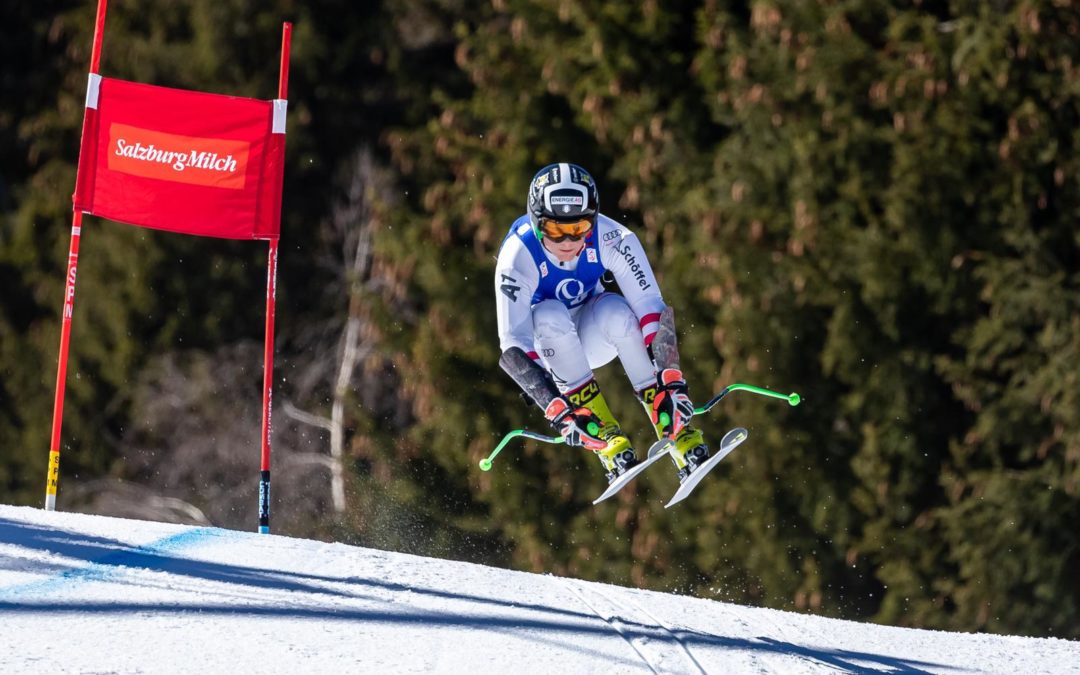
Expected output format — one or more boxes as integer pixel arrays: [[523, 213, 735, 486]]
[[532, 300, 575, 340]]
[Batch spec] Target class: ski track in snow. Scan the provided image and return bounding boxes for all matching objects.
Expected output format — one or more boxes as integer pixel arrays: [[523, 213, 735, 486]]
[[563, 579, 662, 674], [619, 592, 707, 674], [594, 583, 708, 675], [713, 602, 779, 675]]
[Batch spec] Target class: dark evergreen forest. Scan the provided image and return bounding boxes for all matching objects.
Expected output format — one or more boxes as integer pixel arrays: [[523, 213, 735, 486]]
[[2, 0, 1077, 638]]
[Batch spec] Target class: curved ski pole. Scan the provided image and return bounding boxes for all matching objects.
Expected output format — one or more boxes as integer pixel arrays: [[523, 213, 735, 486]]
[[479, 429, 564, 471], [695, 383, 801, 416], [656, 383, 799, 429]]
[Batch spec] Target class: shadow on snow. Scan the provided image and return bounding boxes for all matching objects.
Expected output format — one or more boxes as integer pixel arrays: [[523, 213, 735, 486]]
[[0, 517, 954, 675]]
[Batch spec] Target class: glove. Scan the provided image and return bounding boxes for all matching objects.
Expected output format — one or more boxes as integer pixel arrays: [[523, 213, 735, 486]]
[[651, 368, 695, 439], [545, 397, 606, 450]]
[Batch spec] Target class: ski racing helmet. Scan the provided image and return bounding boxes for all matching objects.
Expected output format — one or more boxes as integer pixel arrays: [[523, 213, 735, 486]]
[[527, 163, 599, 241]]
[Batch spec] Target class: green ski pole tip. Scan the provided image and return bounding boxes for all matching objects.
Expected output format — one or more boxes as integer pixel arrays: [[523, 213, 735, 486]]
[[788, 393, 801, 406], [479, 458, 493, 471]]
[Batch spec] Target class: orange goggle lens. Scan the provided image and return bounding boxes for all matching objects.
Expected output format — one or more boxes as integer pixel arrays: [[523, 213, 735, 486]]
[[540, 218, 594, 242]]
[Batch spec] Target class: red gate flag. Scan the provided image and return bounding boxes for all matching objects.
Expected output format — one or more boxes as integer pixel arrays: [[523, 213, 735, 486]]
[[47, 3, 293, 531], [73, 75, 286, 240]]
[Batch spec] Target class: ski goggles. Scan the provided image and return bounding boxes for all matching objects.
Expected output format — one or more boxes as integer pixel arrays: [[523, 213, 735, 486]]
[[540, 217, 594, 242]]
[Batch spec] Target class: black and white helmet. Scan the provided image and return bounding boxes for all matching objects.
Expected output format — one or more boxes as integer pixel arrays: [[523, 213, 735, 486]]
[[527, 163, 599, 239]]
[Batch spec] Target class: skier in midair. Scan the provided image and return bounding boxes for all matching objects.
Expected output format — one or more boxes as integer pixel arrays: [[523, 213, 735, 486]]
[[495, 162, 709, 484]]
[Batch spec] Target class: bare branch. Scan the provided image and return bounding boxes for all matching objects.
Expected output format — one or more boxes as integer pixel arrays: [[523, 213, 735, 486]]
[[282, 400, 334, 432]]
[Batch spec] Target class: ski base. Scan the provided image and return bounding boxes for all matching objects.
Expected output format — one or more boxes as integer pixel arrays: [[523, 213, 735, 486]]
[[592, 438, 675, 505], [665, 427, 748, 508]]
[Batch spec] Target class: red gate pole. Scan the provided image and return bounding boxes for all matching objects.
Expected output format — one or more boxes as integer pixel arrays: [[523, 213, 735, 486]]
[[46, 0, 109, 511], [258, 21, 291, 533], [258, 239, 278, 533]]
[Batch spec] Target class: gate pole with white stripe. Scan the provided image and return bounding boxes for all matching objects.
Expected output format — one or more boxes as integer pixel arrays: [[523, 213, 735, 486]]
[[258, 22, 291, 534], [45, 0, 109, 511]]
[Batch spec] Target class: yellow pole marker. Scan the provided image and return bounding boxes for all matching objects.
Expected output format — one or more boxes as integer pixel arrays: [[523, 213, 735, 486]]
[[45, 450, 61, 511]]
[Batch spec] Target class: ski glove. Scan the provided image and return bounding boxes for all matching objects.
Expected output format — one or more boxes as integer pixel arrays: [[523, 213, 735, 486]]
[[545, 397, 606, 450], [652, 368, 695, 439]]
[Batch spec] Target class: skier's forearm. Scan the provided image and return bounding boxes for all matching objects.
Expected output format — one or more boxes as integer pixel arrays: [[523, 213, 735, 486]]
[[499, 347, 560, 410], [650, 306, 680, 371]]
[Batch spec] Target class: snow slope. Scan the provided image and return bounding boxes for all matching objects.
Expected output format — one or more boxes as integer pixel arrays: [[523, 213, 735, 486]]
[[0, 504, 1075, 674]]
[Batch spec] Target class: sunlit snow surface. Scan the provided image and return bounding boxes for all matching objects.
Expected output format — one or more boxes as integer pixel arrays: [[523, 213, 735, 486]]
[[0, 504, 1076, 674]]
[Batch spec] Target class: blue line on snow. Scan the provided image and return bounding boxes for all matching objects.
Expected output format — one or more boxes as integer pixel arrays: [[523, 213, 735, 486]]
[[0, 527, 218, 599]]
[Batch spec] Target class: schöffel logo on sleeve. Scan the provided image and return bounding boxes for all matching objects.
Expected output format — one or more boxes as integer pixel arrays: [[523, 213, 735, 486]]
[[107, 122, 251, 189]]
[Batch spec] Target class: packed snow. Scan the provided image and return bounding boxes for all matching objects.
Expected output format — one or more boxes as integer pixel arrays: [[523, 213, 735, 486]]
[[0, 504, 1076, 674]]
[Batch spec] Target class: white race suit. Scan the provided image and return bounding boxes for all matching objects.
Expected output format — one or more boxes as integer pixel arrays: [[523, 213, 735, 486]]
[[494, 213, 667, 395]]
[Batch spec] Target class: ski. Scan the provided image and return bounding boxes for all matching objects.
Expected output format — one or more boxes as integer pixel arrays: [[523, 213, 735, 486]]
[[665, 427, 748, 508], [592, 438, 675, 505]]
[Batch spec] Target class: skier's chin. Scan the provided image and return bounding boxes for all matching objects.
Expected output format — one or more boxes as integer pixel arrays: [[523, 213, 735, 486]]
[[546, 240, 585, 262]]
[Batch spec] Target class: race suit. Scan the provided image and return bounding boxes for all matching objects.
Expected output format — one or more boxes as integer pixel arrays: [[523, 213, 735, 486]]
[[494, 213, 666, 394]]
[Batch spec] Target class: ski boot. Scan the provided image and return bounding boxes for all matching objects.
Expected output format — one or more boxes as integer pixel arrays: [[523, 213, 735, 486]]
[[669, 425, 710, 482], [638, 384, 711, 482], [566, 379, 638, 483]]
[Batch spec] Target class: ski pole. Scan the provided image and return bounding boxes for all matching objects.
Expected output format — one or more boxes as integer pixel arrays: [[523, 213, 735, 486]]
[[696, 383, 800, 415], [478, 429, 564, 471], [654, 382, 800, 430], [481, 383, 798, 471]]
